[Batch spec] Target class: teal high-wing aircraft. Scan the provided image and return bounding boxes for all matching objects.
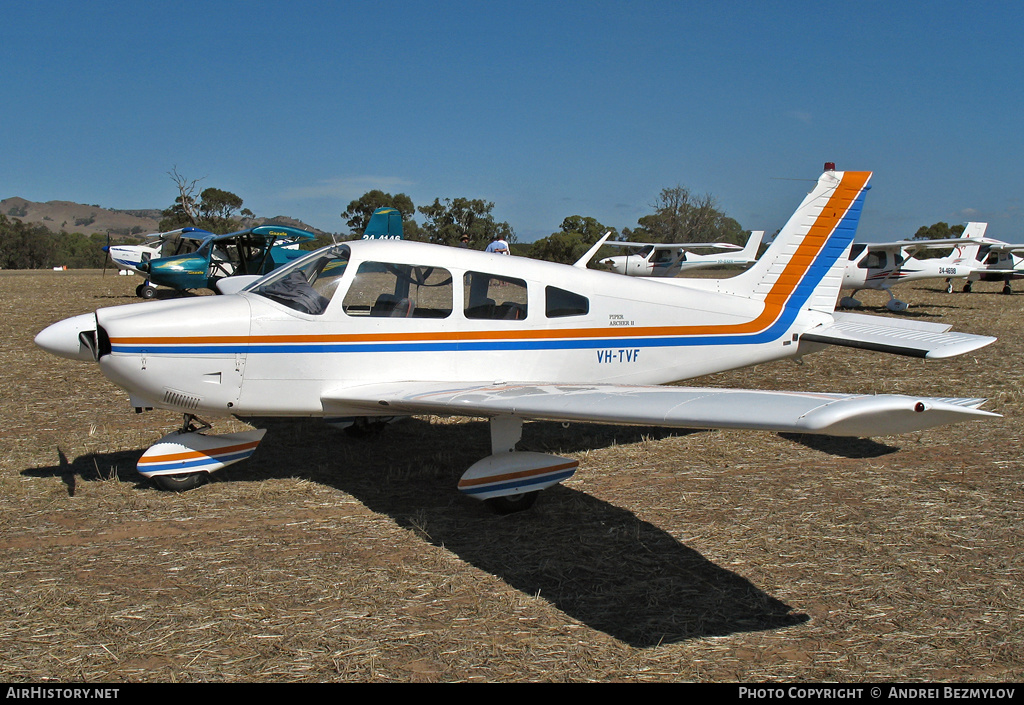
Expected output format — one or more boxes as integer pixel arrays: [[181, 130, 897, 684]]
[[134, 225, 316, 297]]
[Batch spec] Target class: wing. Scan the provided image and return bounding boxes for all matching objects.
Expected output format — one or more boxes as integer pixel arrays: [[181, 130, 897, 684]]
[[983, 244, 1024, 253], [800, 312, 996, 359], [322, 381, 997, 438], [603, 241, 743, 251], [864, 238, 983, 251]]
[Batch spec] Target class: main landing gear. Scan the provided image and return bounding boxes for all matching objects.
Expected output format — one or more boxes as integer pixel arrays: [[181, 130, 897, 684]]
[[139, 414, 267, 492]]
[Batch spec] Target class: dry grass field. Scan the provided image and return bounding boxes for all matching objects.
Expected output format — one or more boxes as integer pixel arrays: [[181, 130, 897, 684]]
[[1, 269, 1021, 683]]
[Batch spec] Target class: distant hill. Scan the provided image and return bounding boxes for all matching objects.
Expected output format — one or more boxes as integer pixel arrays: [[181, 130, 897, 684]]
[[1, 197, 332, 240]]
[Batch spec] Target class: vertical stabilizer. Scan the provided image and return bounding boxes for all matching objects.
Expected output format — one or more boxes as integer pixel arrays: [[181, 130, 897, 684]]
[[740, 230, 765, 260], [954, 222, 988, 263], [362, 207, 404, 240], [710, 167, 872, 314]]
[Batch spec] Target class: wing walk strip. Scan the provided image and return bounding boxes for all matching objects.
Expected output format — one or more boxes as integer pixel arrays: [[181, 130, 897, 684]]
[[109, 173, 872, 355]]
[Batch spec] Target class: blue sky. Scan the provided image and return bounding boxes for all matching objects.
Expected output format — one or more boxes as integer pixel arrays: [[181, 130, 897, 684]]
[[3, 1, 1022, 242]]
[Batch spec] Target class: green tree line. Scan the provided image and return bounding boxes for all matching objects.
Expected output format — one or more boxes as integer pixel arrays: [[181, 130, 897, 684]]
[[0, 214, 109, 269]]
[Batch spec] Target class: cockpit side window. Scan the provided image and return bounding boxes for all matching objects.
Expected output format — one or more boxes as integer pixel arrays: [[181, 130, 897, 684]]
[[249, 245, 350, 315], [464, 272, 528, 320], [545, 286, 589, 318], [861, 251, 887, 269], [343, 262, 453, 318]]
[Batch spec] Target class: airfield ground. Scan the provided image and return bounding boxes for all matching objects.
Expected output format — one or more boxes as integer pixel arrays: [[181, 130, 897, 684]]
[[0, 269, 1021, 682]]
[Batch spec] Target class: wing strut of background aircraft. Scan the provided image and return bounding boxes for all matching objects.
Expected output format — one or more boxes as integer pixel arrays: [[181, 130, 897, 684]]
[[839, 223, 991, 311], [596, 229, 764, 277], [36, 165, 998, 516]]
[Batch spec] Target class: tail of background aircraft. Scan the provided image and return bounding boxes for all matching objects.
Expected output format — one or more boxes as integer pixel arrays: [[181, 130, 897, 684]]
[[362, 207, 404, 240], [740, 230, 765, 261], [708, 165, 872, 314], [953, 222, 988, 262]]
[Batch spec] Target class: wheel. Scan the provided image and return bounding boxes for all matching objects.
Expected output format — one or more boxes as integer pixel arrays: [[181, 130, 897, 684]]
[[1002, 284, 1012, 295], [135, 283, 144, 297], [963, 282, 972, 293], [945, 281, 953, 294], [151, 472, 207, 492], [140, 285, 157, 299], [485, 491, 539, 515]]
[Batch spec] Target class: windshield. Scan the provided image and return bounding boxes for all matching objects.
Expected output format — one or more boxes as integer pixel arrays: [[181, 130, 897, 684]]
[[246, 244, 351, 315]]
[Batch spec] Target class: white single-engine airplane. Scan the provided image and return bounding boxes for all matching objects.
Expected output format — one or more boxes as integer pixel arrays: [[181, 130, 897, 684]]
[[598, 229, 764, 277], [839, 222, 989, 311], [36, 167, 999, 514], [952, 225, 1024, 294]]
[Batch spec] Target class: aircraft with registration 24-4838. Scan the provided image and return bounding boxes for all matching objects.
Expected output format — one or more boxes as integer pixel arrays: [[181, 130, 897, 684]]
[[35, 164, 999, 514]]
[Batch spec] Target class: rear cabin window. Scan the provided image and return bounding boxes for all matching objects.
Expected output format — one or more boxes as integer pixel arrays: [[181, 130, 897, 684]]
[[464, 272, 528, 320], [342, 262, 453, 318], [545, 286, 589, 318]]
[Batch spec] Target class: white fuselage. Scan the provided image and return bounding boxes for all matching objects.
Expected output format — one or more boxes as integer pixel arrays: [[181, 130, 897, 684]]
[[90, 240, 820, 419], [968, 248, 1024, 282], [107, 243, 162, 275], [842, 248, 974, 291], [601, 249, 754, 277]]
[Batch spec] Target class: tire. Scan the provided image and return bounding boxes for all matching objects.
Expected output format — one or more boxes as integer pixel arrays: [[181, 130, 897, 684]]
[[485, 491, 539, 515], [151, 472, 207, 492], [140, 286, 157, 300]]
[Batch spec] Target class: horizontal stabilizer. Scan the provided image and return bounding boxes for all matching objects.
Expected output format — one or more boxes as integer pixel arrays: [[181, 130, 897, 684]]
[[800, 312, 996, 359], [323, 381, 998, 438]]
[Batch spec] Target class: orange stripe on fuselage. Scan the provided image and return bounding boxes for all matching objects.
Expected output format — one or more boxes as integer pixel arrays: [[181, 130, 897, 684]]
[[112, 173, 870, 348]]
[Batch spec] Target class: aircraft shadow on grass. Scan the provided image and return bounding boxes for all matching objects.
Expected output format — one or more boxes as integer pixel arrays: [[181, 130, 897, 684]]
[[25, 417, 821, 647]]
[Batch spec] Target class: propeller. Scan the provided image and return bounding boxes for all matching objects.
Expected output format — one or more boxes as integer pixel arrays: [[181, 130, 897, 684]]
[[101, 231, 110, 276]]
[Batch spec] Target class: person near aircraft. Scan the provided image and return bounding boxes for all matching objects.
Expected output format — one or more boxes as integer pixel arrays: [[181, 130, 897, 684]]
[[486, 236, 510, 254]]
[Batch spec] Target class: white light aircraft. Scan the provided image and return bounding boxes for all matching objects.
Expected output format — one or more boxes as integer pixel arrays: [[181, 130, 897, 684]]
[[598, 229, 764, 277], [36, 167, 999, 514], [953, 225, 1024, 294], [104, 227, 209, 275], [839, 222, 989, 311]]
